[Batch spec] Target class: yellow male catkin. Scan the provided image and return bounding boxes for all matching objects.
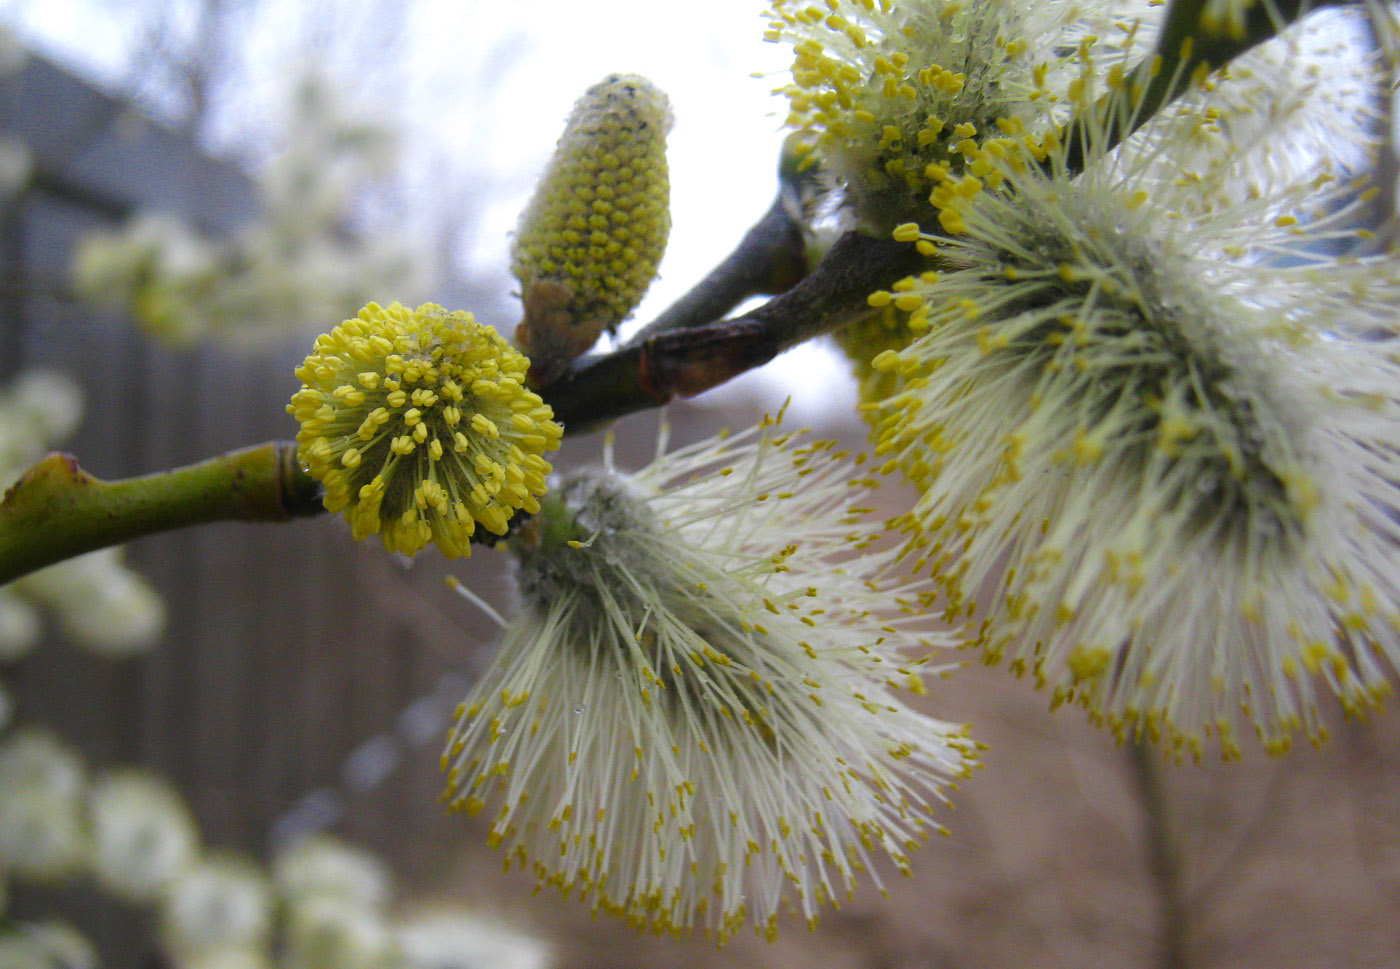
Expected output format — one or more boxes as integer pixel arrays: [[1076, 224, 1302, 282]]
[[288, 301, 562, 558]]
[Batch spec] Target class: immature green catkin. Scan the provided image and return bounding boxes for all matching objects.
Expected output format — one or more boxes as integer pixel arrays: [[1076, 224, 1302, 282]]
[[510, 74, 672, 383]]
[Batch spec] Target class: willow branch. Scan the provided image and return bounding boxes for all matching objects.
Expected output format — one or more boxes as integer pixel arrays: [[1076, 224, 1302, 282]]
[[545, 230, 925, 433], [1060, 0, 1351, 175], [628, 193, 810, 343], [3, 2, 1359, 570], [0, 442, 323, 585], [626, 135, 830, 343]]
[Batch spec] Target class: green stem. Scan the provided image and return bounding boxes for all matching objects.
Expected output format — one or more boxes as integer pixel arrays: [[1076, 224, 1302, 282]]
[[0, 442, 323, 585]]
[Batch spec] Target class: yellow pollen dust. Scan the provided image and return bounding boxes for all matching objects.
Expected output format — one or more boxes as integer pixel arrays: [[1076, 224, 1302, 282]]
[[288, 301, 563, 557]]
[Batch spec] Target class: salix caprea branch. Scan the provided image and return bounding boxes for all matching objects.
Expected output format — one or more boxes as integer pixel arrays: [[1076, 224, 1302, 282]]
[[0, 0, 1354, 585], [543, 229, 926, 432]]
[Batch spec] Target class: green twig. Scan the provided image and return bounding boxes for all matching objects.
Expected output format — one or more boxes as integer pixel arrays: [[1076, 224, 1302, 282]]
[[0, 442, 323, 585]]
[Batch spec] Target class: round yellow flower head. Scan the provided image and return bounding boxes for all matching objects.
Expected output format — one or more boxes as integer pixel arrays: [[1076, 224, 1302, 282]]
[[510, 74, 672, 383], [289, 301, 563, 558]]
